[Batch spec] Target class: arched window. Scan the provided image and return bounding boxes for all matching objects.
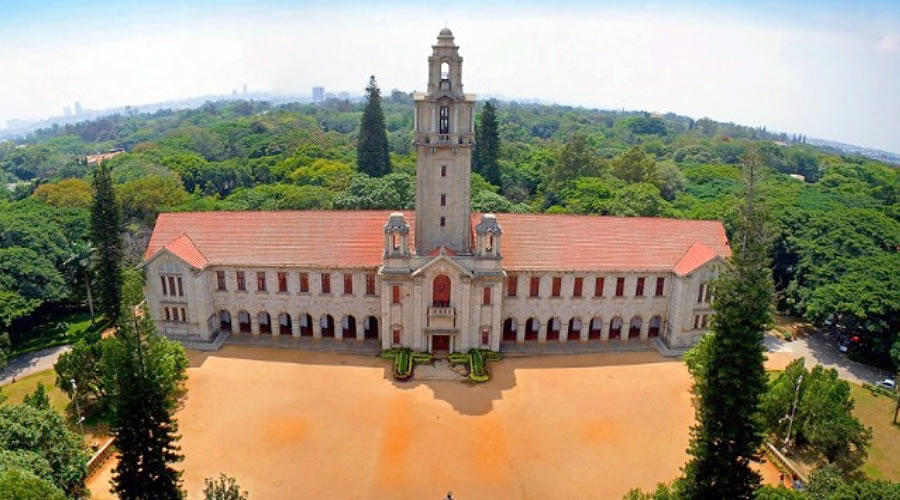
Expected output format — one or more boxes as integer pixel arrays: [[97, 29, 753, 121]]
[[219, 310, 232, 332], [525, 318, 539, 341], [278, 313, 292, 335], [439, 106, 450, 134], [609, 317, 623, 339], [503, 318, 518, 341], [589, 317, 603, 339], [629, 316, 642, 339], [547, 317, 561, 340], [432, 275, 451, 307], [392, 233, 399, 250], [258, 312, 271, 334], [649, 315, 662, 337], [441, 61, 450, 79], [238, 311, 251, 333]]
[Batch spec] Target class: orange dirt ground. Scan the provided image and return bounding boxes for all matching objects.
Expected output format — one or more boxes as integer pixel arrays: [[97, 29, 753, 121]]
[[87, 347, 782, 499]]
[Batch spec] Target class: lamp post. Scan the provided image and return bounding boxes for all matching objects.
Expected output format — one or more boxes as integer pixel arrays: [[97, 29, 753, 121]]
[[71, 378, 85, 438], [783, 374, 803, 449]]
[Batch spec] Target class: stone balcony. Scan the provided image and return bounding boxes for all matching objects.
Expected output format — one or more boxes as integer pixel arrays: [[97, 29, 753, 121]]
[[427, 306, 456, 329]]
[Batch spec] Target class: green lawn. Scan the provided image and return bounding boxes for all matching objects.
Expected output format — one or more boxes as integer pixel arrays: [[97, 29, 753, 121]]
[[9, 311, 109, 358], [0, 369, 69, 413], [851, 384, 900, 481]]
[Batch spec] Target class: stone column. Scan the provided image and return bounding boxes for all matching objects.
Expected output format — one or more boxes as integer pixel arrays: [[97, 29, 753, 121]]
[[356, 316, 365, 342], [515, 320, 525, 344], [230, 311, 240, 334], [250, 313, 260, 336], [578, 320, 588, 343], [538, 319, 547, 344], [601, 319, 610, 342], [640, 318, 650, 341], [271, 314, 280, 338], [561, 321, 570, 343], [313, 315, 322, 339], [292, 314, 301, 338], [335, 316, 344, 341]]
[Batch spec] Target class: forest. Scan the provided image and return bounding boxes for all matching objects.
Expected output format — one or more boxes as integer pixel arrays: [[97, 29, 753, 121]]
[[1, 91, 898, 370]]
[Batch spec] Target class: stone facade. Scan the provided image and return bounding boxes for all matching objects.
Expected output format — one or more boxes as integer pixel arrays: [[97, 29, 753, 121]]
[[142, 29, 723, 353]]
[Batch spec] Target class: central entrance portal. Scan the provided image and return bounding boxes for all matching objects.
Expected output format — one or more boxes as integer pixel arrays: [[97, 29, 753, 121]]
[[432, 334, 451, 352]]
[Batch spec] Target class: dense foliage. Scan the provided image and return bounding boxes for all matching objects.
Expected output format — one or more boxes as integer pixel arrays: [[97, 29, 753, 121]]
[[1, 93, 897, 369]]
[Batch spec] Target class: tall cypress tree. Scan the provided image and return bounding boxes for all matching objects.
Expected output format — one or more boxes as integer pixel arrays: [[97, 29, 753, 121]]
[[90, 161, 122, 320], [478, 101, 501, 186], [105, 273, 187, 499], [681, 147, 773, 499], [357, 75, 391, 177]]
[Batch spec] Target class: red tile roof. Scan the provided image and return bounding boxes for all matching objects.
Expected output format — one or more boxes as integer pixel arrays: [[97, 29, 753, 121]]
[[145, 211, 730, 273], [673, 242, 720, 277], [162, 233, 208, 270]]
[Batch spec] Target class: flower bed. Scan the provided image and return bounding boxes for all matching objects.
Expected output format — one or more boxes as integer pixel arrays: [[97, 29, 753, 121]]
[[380, 348, 432, 380], [448, 349, 502, 383]]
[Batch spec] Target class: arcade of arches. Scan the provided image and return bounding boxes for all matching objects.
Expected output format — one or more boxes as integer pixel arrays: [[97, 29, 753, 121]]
[[502, 314, 663, 343], [218, 310, 380, 340]]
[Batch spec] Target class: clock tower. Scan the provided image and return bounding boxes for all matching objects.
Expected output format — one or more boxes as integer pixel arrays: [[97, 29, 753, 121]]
[[413, 28, 476, 255]]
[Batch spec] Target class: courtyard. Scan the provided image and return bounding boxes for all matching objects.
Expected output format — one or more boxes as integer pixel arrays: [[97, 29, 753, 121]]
[[87, 347, 778, 499]]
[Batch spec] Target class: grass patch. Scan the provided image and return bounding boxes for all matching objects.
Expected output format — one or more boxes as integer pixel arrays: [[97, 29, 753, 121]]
[[1, 368, 110, 448], [850, 384, 900, 481], [9, 311, 108, 358]]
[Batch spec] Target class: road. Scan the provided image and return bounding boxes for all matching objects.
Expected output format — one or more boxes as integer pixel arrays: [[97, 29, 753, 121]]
[[765, 330, 893, 385], [0, 345, 72, 385]]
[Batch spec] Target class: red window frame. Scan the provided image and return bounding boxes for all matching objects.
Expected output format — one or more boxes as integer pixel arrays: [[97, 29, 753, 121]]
[[321, 273, 331, 294], [216, 271, 226, 291], [594, 277, 604, 297], [343, 273, 353, 295], [257, 272, 266, 292], [278, 272, 287, 293], [236, 271, 246, 291], [529, 276, 540, 297], [507, 276, 517, 297], [299, 272, 309, 293], [635, 277, 645, 297], [482, 286, 492, 305], [573, 277, 583, 297], [655, 277, 665, 296], [551, 277, 561, 297], [615, 277, 625, 297], [366, 274, 376, 296], [392, 327, 401, 345], [392, 285, 400, 304], [481, 328, 490, 346]]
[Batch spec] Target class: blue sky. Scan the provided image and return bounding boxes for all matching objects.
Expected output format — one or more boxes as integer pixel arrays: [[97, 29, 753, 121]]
[[1, 0, 899, 152]]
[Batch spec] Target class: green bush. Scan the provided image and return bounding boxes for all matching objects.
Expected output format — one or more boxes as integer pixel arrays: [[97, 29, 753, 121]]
[[380, 348, 430, 380]]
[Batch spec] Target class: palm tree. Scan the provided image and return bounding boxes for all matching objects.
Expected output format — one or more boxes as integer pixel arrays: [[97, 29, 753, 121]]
[[64, 241, 97, 324]]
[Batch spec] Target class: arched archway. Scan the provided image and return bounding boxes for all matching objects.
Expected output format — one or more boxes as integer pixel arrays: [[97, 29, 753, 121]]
[[503, 318, 518, 342], [525, 318, 539, 341], [238, 311, 251, 333], [629, 316, 642, 339], [258, 312, 271, 334], [432, 275, 451, 307], [609, 317, 623, 340], [364, 316, 379, 339], [219, 310, 231, 332], [547, 317, 561, 341], [342, 315, 357, 339], [568, 318, 582, 341], [649, 315, 662, 337], [278, 313, 292, 335], [589, 317, 603, 340], [299, 313, 313, 336], [320, 314, 335, 337]]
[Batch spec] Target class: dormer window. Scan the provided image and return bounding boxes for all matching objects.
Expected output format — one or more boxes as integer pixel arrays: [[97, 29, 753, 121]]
[[486, 235, 493, 252], [392, 233, 400, 250]]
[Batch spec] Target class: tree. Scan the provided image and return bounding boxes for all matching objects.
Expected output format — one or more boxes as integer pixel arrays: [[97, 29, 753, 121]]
[[546, 133, 602, 190], [23, 382, 50, 410], [0, 468, 67, 500], [55, 339, 108, 411], [478, 101, 501, 186], [611, 146, 658, 184], [0, 404, 89, 496], [63, 241, 97, 323], [356, 75, 391, 177], [204, 473, 249, 500], [607, 183, 672, 217], [32, 178, 93, 208], [0, 290, 39, 348], [654, 161, 687, 201], [681, 148, 774, 499], [103, 272, 188, 499], [90, 160, 123, 321], [0, 247, 66, 304], [117, 173, 190, 222]]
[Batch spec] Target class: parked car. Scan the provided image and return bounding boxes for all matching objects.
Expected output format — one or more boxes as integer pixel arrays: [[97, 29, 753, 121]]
[[875, 379, 896, 391]]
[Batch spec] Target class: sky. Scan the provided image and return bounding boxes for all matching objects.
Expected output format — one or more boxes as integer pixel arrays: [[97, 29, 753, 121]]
[[1, 0, 899, 153]]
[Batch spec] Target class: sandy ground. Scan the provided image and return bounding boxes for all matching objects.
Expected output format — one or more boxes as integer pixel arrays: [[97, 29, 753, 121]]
[[87, 347, 782, 499]]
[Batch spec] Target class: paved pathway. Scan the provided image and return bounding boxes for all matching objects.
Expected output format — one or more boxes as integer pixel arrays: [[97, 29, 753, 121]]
[[765, 330, 892, 385], [0, 345, 72, 385]]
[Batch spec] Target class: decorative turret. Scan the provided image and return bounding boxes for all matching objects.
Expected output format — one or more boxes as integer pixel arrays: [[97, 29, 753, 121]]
[[475, 214, 502, 258], [384, 212, 410, 257]]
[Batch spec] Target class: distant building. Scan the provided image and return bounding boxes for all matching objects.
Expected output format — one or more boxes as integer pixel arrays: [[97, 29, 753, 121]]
[[64, 107, 71, 117], [242, 84, 248, 96], [74, 101, 83, 115], [86, 148, 125, 164], [312, 86, 325, 102], [338, 91, 350, 100]]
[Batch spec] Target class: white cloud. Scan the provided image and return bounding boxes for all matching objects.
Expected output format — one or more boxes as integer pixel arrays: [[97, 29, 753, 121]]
[[875, 33, 900, 54]]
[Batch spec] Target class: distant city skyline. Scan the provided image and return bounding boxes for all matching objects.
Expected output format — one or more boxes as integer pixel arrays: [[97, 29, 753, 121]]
[[1, 0, 899, 153]]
